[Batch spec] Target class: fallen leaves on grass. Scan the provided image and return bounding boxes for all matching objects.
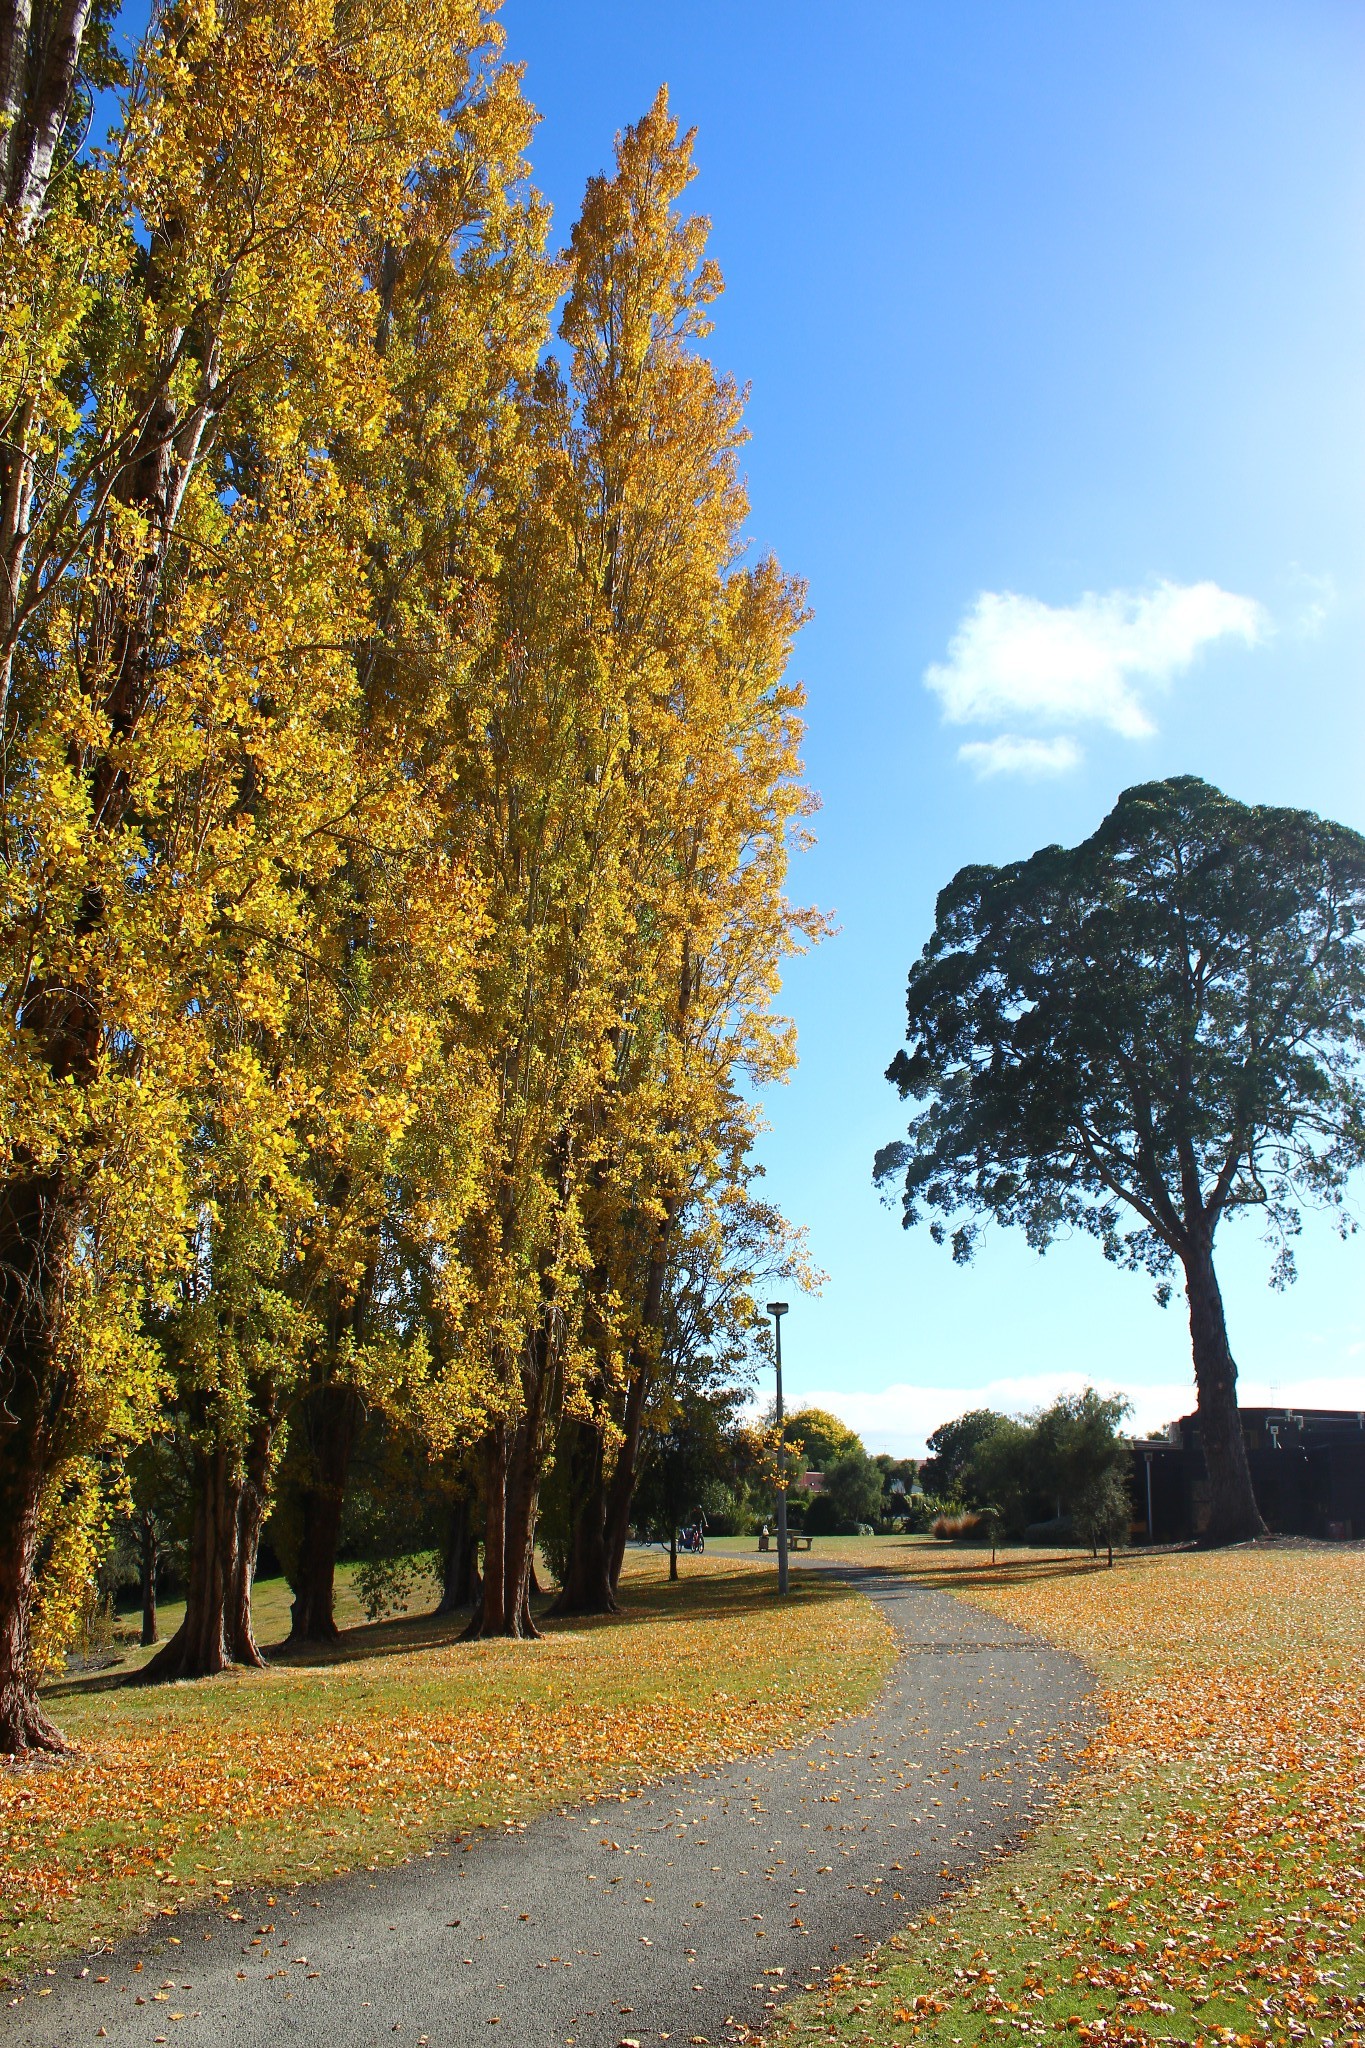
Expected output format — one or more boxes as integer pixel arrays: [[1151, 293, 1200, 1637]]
[[0, 1559, 892, 1978], [769, 1546, 1365, 2048]]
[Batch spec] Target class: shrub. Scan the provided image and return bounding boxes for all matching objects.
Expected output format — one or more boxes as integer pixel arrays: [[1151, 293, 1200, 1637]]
[[1024, 1515, 1080, 1546], [902, 1491, 963, 1535], [354, 1553, 425, 1623], [804, 1493, 841, 1536], [931, 1511, 986, 1541], [1073, 1468, 1132, 1561]]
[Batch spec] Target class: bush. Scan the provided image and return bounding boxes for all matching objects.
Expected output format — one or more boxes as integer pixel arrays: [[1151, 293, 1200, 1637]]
[[804, 1493, 841, 1536], [901, 1491, 963, 1535], [354, 1553, 425, 1623], [931, 1511, 986, 1541], [1073, 1468, 1132, 1559], [1023, 1515, 1080, 1546]]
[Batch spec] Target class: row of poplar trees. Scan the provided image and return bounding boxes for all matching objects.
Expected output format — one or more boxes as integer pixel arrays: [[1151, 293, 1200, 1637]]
[[0, 1, 821, 1752]]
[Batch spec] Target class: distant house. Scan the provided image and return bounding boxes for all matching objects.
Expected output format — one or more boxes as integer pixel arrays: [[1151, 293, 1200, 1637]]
[[1130, 1408, 1365, 1542], [796, 1470, 825, 1494]]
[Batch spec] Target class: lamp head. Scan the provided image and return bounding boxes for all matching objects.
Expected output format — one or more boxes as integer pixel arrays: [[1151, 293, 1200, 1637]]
[[766, 1301, 788, 1318]]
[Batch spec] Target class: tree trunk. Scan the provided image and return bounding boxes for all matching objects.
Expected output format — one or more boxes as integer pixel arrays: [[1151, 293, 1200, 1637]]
[[0, 1390, 68, 1754], [0, 0, 95, 724], [0, 1168, 74, 1754], [501, 1413, 543, 1639], [603, 1206, 676, 1592], [463, 1425, 509, 1639], [464, 1408, 549, 1641], [603, 1356, 650, 1593], [139, 1510, 159, 1647], [548, 1418, 618, 1617], [669, 1524, 677, 1582], [141, 1442, 269, 1681], [435, 1491, 481, 1615], [1183, 1240, 1266, 1545], [287, 1382, 362, 1644], [0, 0, 94, 227], [229, 1416, 274, 1666]]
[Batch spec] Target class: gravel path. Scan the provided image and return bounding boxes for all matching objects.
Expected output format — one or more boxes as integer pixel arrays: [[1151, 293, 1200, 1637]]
[[5, 1568, 1093, 2048]]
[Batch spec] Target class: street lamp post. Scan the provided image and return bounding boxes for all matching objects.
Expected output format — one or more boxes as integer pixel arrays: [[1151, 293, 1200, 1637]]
[[766, 1301, 789, 1595]]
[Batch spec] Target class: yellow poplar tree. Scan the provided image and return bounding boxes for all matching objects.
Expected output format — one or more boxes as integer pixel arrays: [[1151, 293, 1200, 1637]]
[[0, 0, 528, 1747], [534, 92, 825, 1612], [236, 20, 553, 1654]]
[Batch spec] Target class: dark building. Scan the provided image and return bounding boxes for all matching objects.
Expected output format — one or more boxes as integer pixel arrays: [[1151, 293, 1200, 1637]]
[[1129, 1408, 1365, 1543]]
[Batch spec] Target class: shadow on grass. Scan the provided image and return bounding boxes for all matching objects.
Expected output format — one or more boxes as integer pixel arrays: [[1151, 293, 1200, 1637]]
[[42, 1561, 841, 1702], [805, 1542, 1193, 1596]]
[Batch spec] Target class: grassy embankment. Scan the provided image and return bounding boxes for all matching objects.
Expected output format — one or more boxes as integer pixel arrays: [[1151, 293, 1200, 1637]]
[[749, 1537, 1365, 2048], [2, 1549, 894, 1980]]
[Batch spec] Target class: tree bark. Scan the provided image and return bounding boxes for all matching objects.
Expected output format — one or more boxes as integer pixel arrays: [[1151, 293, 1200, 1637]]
[[435, 1490, 481, 1615], [140, 1441, 268, 1681], [603, 1206, 676, 1592], [1182, 1240, 1266, 1545], [0, 1382, 68, 1754], [287, 1382, 362, 1644], [229, 1415, 274, 1667], [0, 0, 94, 226], [0, 1167, 75, 1754], [464, 1356, 554, 1642], [603, 1363, 648, 1595], [463, 1424, 509, 1639], [139, 1509, 159, 1647], [548, 1417, 618, 1617], [500, 1412, 544, 1639]]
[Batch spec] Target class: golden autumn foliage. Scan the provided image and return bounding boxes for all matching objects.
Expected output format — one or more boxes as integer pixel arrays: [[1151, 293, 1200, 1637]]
[[1, 7, 820, 1744]]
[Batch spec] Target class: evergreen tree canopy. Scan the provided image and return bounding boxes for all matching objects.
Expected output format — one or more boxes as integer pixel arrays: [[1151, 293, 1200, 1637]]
[[877, 777, 1365, 1545]]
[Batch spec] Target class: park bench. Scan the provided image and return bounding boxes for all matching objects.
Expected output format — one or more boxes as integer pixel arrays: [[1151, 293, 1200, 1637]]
[[757, 1532, 813, 1552]]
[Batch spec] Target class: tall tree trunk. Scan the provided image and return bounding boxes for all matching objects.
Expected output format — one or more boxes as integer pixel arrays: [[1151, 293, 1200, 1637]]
[[0, 0, 94, 227], [229, 1416, 274, 1666], [1183, 1240, 1266, 1546], [500, 1412, 544, 1640], [603, 1207, 676, 1592], [464, 1424, 509, 1638], [0, 0, 94, 724], [603, 1365, 648, 1594], [141, 1442, 269, 1681], [435, 1490, 481, 1615], [0, 1383, 67, 1754], [0, 1168, 74, 1754], [287, 1382, 362, 1644], [465, 1304, 567, 1642], [548, 1417, 617, 1617], [139, 1510, 159, 1648]]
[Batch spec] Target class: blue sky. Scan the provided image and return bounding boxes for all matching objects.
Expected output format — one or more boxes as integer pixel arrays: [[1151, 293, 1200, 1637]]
[[504, 0, 1365, 1450]]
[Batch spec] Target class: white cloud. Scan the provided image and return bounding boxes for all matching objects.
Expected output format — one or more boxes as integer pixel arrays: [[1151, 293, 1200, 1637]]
[[1285, 568, 1335, 641], [957, 734, 1083, 779], [789, 1372, 1365, 1459], [925, 580, 1267, 745]]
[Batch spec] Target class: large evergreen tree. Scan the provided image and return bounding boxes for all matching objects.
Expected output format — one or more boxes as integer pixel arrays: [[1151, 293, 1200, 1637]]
[[876, 777, 1365, 1546]]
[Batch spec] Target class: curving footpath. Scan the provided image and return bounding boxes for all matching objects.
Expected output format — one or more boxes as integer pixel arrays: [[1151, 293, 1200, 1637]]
[[5, 1569, 1093, 2048]]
